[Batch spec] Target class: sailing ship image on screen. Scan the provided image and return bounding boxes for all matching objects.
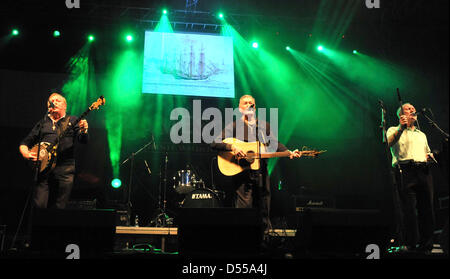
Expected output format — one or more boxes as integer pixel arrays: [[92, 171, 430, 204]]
[[142, 31, 235, 98]]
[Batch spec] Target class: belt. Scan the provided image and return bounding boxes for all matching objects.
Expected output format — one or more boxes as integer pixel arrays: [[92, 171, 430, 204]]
[[396, 160, 428, 168]]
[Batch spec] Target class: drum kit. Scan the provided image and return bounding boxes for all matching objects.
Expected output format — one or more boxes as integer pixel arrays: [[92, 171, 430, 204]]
[[148, 161, 224, 227], [122, 139, 225, 228], [172, 166, 224, 209]]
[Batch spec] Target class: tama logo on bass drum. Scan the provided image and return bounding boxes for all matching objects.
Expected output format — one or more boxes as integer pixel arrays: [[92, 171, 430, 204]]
[[191, 193, 213, 200]]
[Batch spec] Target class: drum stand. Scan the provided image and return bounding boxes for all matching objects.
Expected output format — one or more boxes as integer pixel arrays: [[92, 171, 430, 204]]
[[149, 152, 173, 227]]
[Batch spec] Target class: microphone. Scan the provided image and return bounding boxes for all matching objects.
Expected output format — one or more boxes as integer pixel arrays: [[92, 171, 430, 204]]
[[144, 160, 151, 174], [48, 101, 55, 109], [411, 109, 426, 116]]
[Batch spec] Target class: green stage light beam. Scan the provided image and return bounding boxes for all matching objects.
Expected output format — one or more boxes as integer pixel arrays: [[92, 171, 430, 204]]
[[320, 48, 414, 99], [62, 42, 96, 117]]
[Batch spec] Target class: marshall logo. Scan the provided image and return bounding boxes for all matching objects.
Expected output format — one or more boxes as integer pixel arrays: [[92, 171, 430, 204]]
[[306, 200, 324, 206], [295, 195, 335, 209], [191, 193, 213, 199]]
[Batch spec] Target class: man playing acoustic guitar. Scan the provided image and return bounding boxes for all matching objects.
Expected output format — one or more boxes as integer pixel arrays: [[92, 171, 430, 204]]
[[211, 94, 302, 233], [19, 93, 89, 209]]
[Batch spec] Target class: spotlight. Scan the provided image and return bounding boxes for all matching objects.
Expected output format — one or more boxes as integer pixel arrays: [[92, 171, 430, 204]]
[[88, 35, 95, 42], [353, 50, 358, 54], [286, 46, 291, 50], [317, 45, 324, 51], [111, 178, 122, 189], [12, 29, 19, 36], [126, 34, 133, 42], [218, 12, 224, 19], [53, 30, 61, 38], [252, 42, 259, 48], [163, 9, 168, 14]]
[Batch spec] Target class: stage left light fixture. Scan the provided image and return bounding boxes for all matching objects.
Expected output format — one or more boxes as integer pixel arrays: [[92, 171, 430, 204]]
[[12, 29, 19, 36], [111, 178, 122, 189], [53, 30, 61, 38]]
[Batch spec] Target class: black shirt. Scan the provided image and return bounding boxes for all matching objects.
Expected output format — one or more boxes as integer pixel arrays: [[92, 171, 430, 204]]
[[20, 115, 89, 164]]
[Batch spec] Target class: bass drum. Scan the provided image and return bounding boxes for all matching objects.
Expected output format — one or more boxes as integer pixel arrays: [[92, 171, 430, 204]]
[[181, 188, 223, 208]]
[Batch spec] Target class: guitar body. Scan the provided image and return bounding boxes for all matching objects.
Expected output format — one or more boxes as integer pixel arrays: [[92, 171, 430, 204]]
[[217, 137, 326, 176], [217, 138, 265, 176]]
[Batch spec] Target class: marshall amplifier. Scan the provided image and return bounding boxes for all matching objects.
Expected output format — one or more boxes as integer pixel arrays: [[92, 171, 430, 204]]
[[294, 195, 336, 212]]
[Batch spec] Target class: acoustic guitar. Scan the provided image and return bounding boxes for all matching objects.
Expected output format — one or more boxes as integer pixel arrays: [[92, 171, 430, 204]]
[[30, 96, 105, 175], [217, 137, 326, 176]]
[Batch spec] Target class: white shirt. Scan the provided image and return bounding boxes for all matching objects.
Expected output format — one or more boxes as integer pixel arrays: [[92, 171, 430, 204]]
[[387, 126, 431, 167]]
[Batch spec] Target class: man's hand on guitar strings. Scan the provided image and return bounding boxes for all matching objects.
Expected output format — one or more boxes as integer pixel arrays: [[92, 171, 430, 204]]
[[289, 149, 302, 159], [231, 145, 246, 159]]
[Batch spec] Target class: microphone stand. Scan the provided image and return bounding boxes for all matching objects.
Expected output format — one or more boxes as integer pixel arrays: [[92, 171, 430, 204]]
[[149, 152, 172, 227], [256, 120, 268, 236], [421, 110, 449, 139], [121, 137, 155, 226], [11, 113, 46, 250], [379, 99, 404, 249]]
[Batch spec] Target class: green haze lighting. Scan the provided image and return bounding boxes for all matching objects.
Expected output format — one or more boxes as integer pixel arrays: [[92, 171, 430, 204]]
[[12, 29, 19, 36], [111, 178, 122, 189], [88, 35, 95, 42], [53, 30, 61, 37], [252, 42, 259, 48]]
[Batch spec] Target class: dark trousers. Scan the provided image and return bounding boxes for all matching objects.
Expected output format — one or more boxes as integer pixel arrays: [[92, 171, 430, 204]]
[[232, 169, 272, 231], [34, 164, 75, 209], [395, 163, 435, 250]]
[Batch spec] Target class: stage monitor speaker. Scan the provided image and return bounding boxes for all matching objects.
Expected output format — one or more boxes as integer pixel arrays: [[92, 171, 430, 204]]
[[294, 208, 390, 258], [177, 208, 263, 258], [31, 209, 116, 259]]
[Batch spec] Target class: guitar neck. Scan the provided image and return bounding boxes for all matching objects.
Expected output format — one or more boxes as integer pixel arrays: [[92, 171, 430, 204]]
[[48, 108, 92, 150], [259, 151, 291, 159]]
